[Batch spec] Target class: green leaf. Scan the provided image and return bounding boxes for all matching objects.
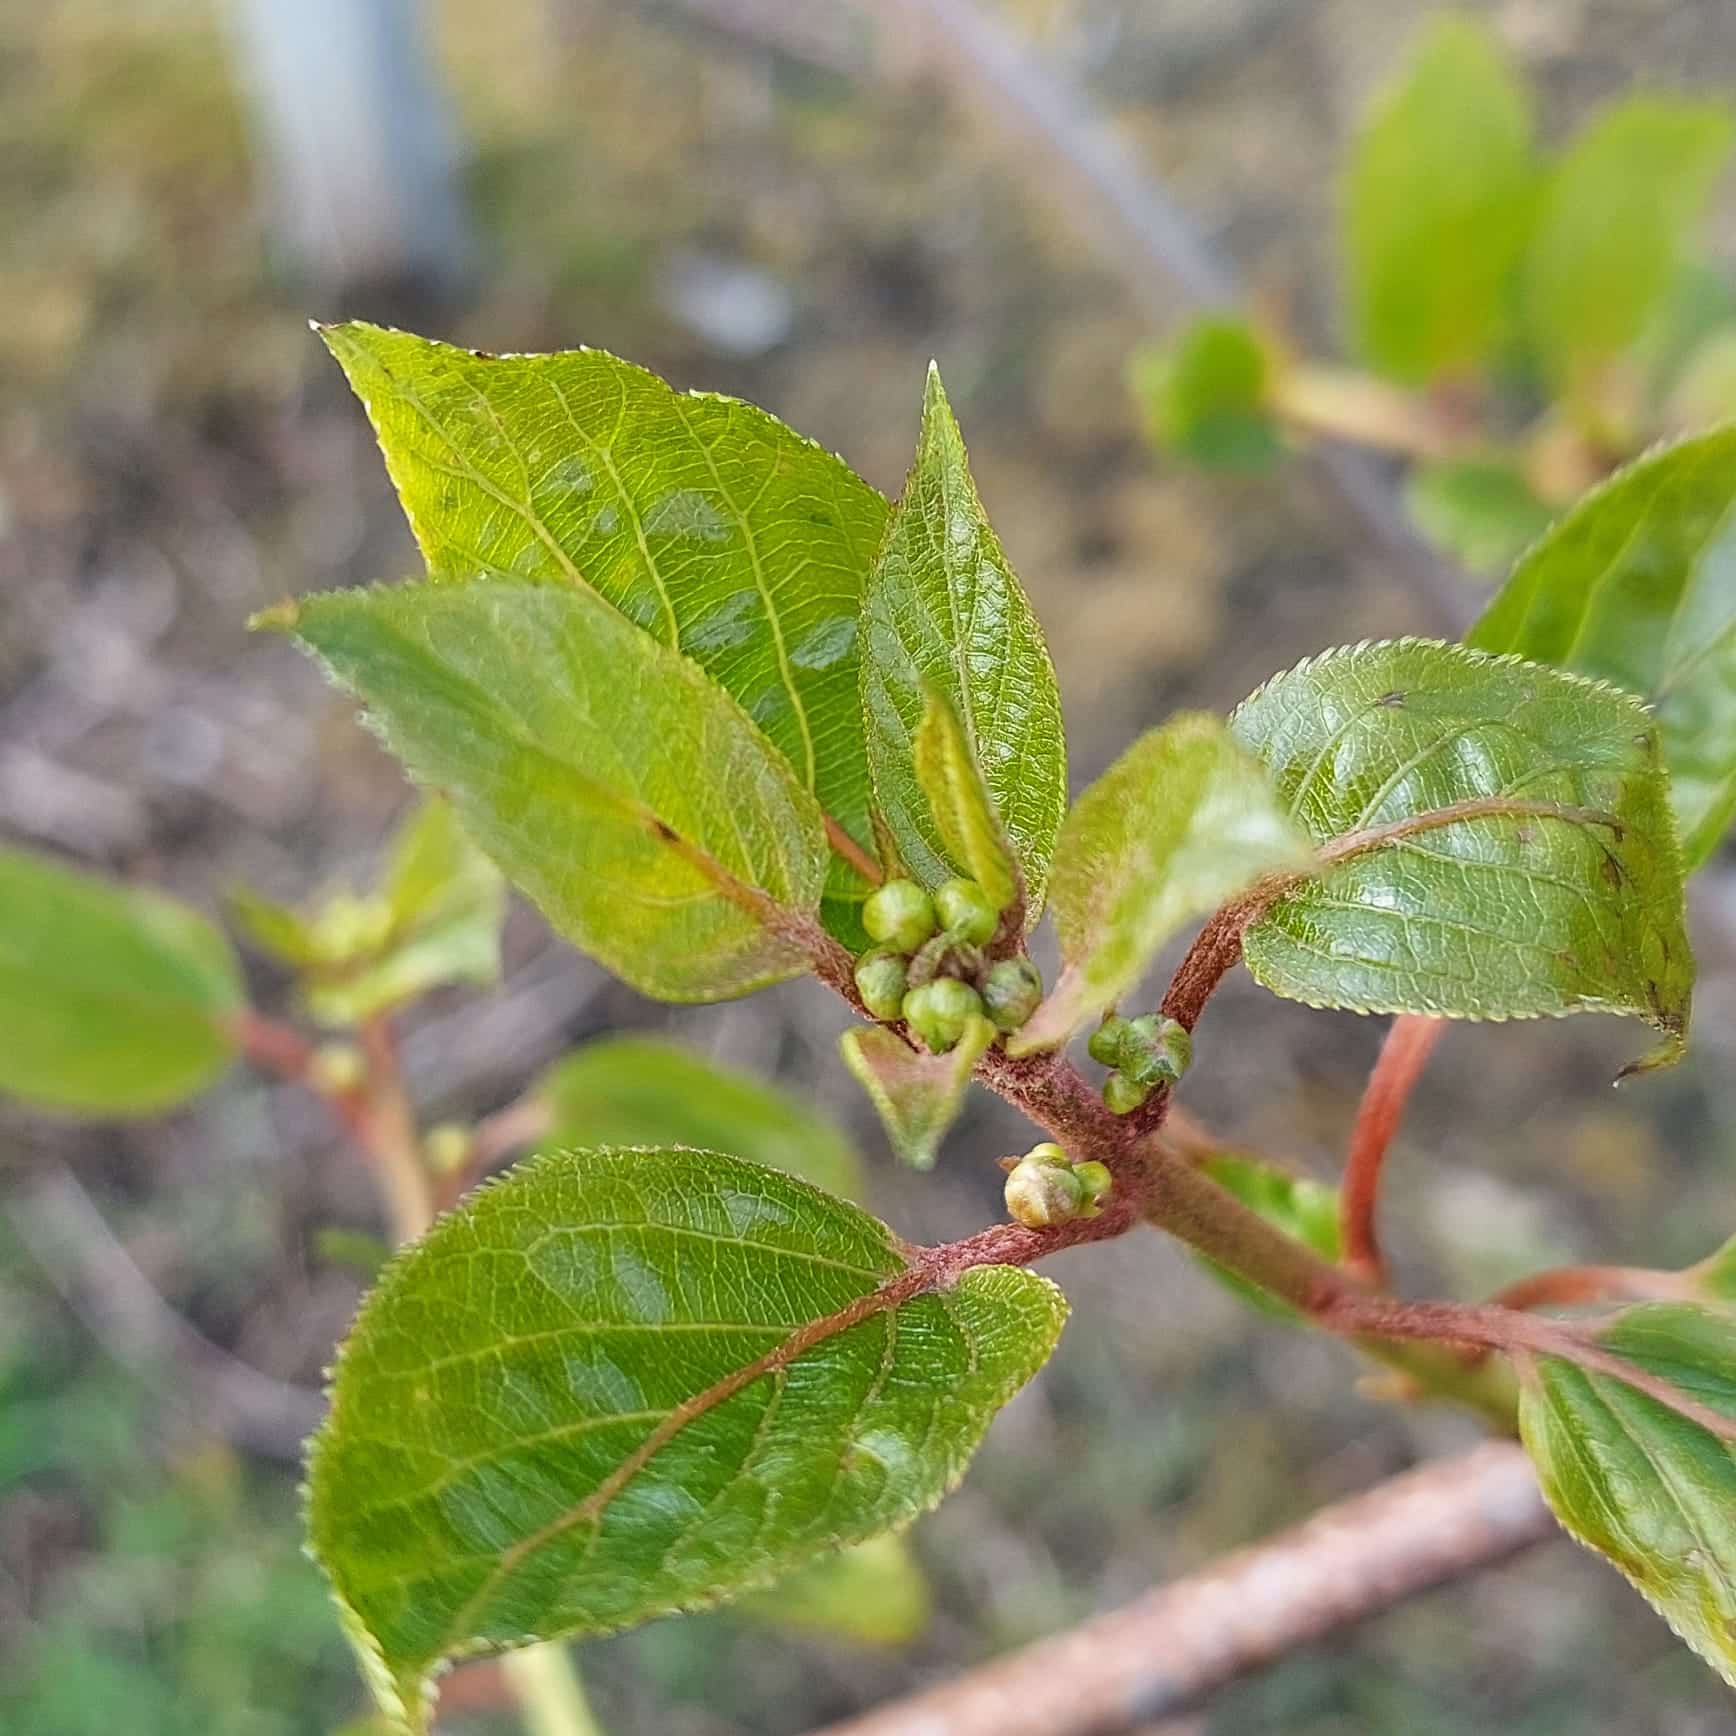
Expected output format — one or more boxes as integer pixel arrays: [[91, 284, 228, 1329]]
[[1470, 427, 1736, 868], [1128, 318, 1282, 470], [840, 1016, 996, 1170], [1523, 98, 1732, 399], [1008, 713, 1315, 1055], [1343, 14, 1535, 385], [226, 883, 321, 967], [1193, 1152, 1341, 1321], [1518, 1302, 1736, 1685], [862, 366, 1066, 913], [1405, 457, 1553, 577], [535, 1036, 862, 1202], [734, 1533, 930, 1647], [310, 799, 506, 1024], [319, 322, 889, 944], [306, 1146, 1066, 1730], [0, 846, 243, 1115], [1690, 1232, 1736, 1303], [1229, 639, 1693, 1067], [271, 580, 828, 1003], [912, 689, 1018, 914]]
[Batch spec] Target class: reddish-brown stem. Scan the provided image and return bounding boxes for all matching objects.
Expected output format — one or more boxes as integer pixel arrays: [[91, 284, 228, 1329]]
[[1159, 902, 1251, 1032], [1340, 1015, 1445, 1285], [1487, 1263, 1692, 1312], [825, 815, 884, 885]]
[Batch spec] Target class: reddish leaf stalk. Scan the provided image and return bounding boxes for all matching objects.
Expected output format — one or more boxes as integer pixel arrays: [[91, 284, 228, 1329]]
[[1340, 1014, 1445, 1285]]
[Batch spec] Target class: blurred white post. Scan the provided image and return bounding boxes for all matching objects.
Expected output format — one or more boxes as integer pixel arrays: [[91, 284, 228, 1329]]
[[226, 0, 472, 302]]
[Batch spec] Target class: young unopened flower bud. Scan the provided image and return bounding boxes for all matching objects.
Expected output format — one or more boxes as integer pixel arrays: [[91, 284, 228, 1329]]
[[1102, 1070, 1149, 1115], [902, 977, 984, 1053], [308, 1041, 366, 1095], [423, 1121, 474, 1175], [1072, 1160, 1113, 1217], [863, 878, 938, 953], [934, 877, 998, 945], [1119, 1014, 1193, 1090], [854, 947, 909, 1021], [982, 957, 1043, 1031], [1087, 1015, 1132, 1069], [1004, 1154, 1086, 1228]]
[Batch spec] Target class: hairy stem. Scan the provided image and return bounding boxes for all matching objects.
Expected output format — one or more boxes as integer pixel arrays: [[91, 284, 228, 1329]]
[[1488, 1263, 1693, 1311], [1340, 1015, 1445, 1284]]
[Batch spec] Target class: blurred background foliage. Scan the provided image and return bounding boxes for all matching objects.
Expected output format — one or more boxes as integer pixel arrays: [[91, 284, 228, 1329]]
[[6, 1, 1736, 1732]]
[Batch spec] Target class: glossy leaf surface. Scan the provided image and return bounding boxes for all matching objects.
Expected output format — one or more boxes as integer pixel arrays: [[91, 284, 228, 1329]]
[[862, 367, 1065, 912], [1470, 427, 1736, 867], [307, 1147, 1066, 1729], [275, 581, 828, 1002], [0, 847, 243, 1114], [1519, 1303, 1736, 1685], [1230, 640, 1692, 1065], [321, 322, 888, 940]]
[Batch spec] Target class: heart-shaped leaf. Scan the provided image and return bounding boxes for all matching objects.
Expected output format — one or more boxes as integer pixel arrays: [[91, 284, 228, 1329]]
[[1230, 639, 1692, 1068], [306, 1146, 1066, 1730], [269, 580, 828, 1002], [1008, 713, 1314, 1055], [320, 323, 888, 943], [1470, 427, 1736, 868], [1519, 1302, 1736, 1686], [0, 847, 243, 1115], [862, 366, 1066, 913], [840, 1016, 997, 1171]]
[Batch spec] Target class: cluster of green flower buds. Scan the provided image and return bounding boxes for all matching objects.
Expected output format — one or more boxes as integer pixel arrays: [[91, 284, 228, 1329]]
[[1088, 1012, 1192, 1114], [852, 876, 1043, 1052], [1003, 1142, 1113, 1228]]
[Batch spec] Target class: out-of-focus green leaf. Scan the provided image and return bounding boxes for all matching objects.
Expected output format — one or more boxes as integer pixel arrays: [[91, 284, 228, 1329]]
[[734, 1533, 930, 1647], [1638, 263, 1736, 403], [862, 366, 1066, 913], [306, 1146, 1066, 1731], [1008, 714, 1314, 1055], [226, 883, 320, 967], [1523, 99, 1733, 400], [270, 580, 828, 1003], [1519, 1302, 1736, 1685], [320, 322, 888, 945], [1691, 1232, 1736, 1302], [1667, 331, 1736, 436], [0, 847, 243, 1115], [1129, 318, 1282, 469], [1470, 428, 1736, 868], [1343, 14, 1536, 384], [1405, 456, 1552, 576], [535, 1035, 862, 1201], [912, 689, 1018, 916], [302, 799, 506, 1025], [840, 1016, 995, 1170], [1230, 639, 1692, 1068], [1192, 1152, 1341, 1321]]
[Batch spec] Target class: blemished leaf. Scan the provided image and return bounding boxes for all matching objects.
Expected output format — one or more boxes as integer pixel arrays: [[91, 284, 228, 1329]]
[[840, 1016, 996, 1170], [309, 799, 506, 1025], [535, 1036, 862, 1202], [1523, 99, 1733, 399], [1405, 457, 1552, 577], [912, 689, 1018, 916], [1518, 1303, 1736, 1685], [270, 580, 828, 1003], [320, 322, 888, 944], [1343, 14, 1535, 385], [1470, 427, 1736, 868], [1193, 1152, 1341, 1321], [0, 846, 243, 1115], [734, 1533, 930, 1647], [1008, 714, 1315, 1056], [1229, 639, 1693, 1067], [862, 366, 1066, 913], [1128, 318, 1282, 470], [306, 1146, 1066, 1730]]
